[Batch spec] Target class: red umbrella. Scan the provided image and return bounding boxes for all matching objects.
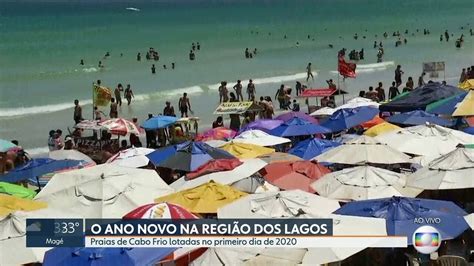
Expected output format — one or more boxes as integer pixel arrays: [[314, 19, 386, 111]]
[[261, 161, 330, 192], [361, 115, 385, 129], [196, 127, 236, 141], [186, 159, 242, 180], [123, 202, 197, 219], [100, 118, 141, 136]]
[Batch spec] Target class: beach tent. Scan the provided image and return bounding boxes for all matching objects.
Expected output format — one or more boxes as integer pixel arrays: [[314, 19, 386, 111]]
[[0, 194, 46, 217], [233, 129, 290, 146], [239, 119, 283, 133], [452, 90, 474, 116], [406, 146, 474, 190], [100, 118, 141, 136], [275, 111, 319, 124], [106, 147, 155, 168], [364, 122, 400, 137], [257, 151, 302, 164], [219, 142, 274, 159], [459, 79, 474, 90], [261, 161, 330, 192], [288, 138, 340, 160], [314, 135, 412, 165], [155, 180, 246, 213], [334, 196, 470, 245], [34, 164, 174, 218], [48, 150, 95, 164], [147, 141, 235, 172], [196, 127, 236, 141], [141, 115, 177, 130], [0, 139, 17, 153], [311, 166, 421, 201], [320, 107, 379, 132], [425, 92, 467, 115], [269, 117, 330, 137], [375, 124, 474, 160], [0, 182, 37, 199], [386, 110, 453, 127], [44, 247, 176, 266], [379, 82, 465, 112]]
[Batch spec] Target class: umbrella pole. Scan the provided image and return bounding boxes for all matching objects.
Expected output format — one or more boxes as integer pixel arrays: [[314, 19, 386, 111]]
[[36, 176, 41, 190]]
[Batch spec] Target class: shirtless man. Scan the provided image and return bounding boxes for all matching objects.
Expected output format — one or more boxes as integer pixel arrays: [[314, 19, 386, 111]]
[[306, 63, 314, 82], [109, 98, 118, 118], [247, 79, 256, 101], [73, 99, 83, 124], [233, 80, 244, 101], [218, 81, 229, 103], [178, 93, 192, 118], [114, 84, 123, 106], [124, 84, 134, 105]]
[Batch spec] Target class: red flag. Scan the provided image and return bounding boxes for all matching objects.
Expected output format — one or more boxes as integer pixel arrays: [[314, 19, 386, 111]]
[[338, 55, 357, 78]]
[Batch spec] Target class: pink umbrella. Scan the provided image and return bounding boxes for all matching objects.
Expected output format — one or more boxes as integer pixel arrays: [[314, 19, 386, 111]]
[[196, 127, 236, 141], [99, 118, 141, 136], [123, 203, 197, 219]]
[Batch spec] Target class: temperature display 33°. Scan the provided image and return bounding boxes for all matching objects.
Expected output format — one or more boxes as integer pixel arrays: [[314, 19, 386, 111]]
[[26, 219, 85, 247]]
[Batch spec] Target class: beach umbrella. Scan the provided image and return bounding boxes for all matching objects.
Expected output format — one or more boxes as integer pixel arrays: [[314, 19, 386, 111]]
[[334, 196, 470, 244], [463, 127, 474, 135], [310, 98, 380, 117], [170, 159, 267, 191], [387, 110, 453, 127], [332, 134, 360, 143], [43, 247, 176, 266], [363, 122, 400, 137], [261, 161, 330, 192], [230, 175, 280, 194], [288, 137, 340, 160], [0, 194, 47, 217], [0, 158, 86, 183], [49, 149, 95, 164], [141, 115, 177, 130], [73, 120, 105, 131], [406, 146, 474, 190], [311, 166, 421, 201], [360, 115, 385, 129], [147, 141, 235, 172], [375, 124, 474, 160], [155, 180, 246, 214], [123, 203, 197, 219], [219, 142, 274, 159], [315, 135, 412, 165], [257, 152, 302, 164], [269, 117, 330, 137], [106, 147, 155, 168], [320, 107, 379, 132], [426, 92, 467, 115], [203, 139, 227, 148], [196, 127, 236, 141], [185, 158, 242, 180], [310, 107, 336, 116], [275, 111, 318, 124], [0, 139, 17, 153], [239, 119, 284, 133], [453, 90, 474, 116], [0, 182, 37, 199], [34, 164, 174, 218], [99, 118, 141, 136], [459, 79, 474, 90], [233, 129, 290, 147]]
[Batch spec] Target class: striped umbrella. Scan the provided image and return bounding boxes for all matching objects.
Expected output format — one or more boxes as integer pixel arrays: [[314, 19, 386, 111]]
[[100, 118, 141, 136]]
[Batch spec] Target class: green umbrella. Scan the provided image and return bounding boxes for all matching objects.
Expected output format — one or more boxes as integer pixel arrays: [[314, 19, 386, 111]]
[[0, 182, 37, 199], [390, 91, 410, 101], [464, 144, 474, 149]]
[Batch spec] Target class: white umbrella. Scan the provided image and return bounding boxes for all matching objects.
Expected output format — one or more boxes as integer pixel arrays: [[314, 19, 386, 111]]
[[170, 159, 267, 191], [34, 164, 174, 218], [233, 130, 290, 147], [406, 147, 474, 190], [310, 107, 336, 116], [231, 176, 280, 194], [465, 213, 474, 230], [311, 166, 422, 201], [106, 147, 155, 168], [204, 139, 227, 148], [314, 135, 412, 165], [49, 150, 95, 164], [375, 124, 474, 159], [310, 98, 379, 116]]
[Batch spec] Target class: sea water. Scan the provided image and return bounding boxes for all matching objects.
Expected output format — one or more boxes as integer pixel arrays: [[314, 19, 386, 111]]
[[0, 0, 473, 153]]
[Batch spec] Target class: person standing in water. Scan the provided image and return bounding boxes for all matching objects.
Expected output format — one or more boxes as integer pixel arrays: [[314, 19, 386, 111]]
[[306, 63, 314, 81], [247, 79, 256, 101], [178, 93, 192, 118], [109, 98, 118, 118], [137, 53, 141, 61], [394, 65, 404, 87], [218, 81, 229, 103], [418, 72, 426, 87], [73, 99, 83, 124], [114, 84, 123, 106], [80, 59, 84, 65], [388, 82, 400, 100], [233, 80, 244, 101], [275, 84, 286, 110], [124, 84, 134, 106], [151, 64, 156, 74]]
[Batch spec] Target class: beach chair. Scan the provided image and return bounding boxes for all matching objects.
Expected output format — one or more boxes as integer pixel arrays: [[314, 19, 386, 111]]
[[437, 255, 468, 266]]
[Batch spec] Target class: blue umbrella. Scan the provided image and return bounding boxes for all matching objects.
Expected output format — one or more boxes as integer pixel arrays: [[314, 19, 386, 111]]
[[387, 110, 453, 127], [141, 115, 178, 130], [463, 127, 474, 135], [43, 247, 176, 266], [320, 107, 379, 132], [289, 138, 340, 160], [334, 196, 469, 245], [0, 158, 85, 184], [147, 141, 235, 172], [269, 117, 330, 137]]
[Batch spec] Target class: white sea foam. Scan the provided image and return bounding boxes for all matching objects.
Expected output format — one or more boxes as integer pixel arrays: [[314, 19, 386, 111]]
[[357, 61, 395, 69], [0, 100, 93, 118], [82, 67, 98, 73]]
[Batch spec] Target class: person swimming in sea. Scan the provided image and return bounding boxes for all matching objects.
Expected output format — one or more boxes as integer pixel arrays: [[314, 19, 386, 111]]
[[80, 59, 84, 65], [98, 61, 104, 68], [192, 43, 196, 51], [197, 42, 201, 50], [151, 64, 156, 74], [189, 50, 195, 61], [373, 41, 377, 48], [245, 48, 250, 58], [137, 53, 141, 61], [172, 63, 175, 69], [163, 64, 167, 69]]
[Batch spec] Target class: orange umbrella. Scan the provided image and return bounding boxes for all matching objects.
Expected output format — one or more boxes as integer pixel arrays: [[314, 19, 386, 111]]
[[361, 115, 385, 129], [261, 161, 330, 192]]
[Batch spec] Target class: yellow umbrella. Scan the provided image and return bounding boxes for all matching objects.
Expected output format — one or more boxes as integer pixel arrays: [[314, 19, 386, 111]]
[[453, 90, 474, 117], [459, 79, 474, 90], [155, 180, 247, 213], [364, 122, 401, 137], [0, 194, 47, 217], [220, 142, 274, 159]]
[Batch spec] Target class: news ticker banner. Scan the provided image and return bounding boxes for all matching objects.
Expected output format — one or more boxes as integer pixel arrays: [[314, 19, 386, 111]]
[[26, 219, 407, 248]]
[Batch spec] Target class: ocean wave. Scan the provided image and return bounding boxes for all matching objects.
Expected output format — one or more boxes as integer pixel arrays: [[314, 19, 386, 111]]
[[357, 61, 395, 69], [0, 100, 93, 118], [82, 67, 99, 73]]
